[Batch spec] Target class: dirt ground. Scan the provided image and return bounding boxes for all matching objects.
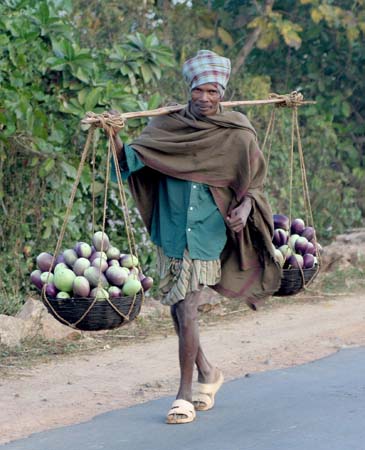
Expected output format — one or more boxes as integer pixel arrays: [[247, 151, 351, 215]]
[[1, 288, 365, 445]]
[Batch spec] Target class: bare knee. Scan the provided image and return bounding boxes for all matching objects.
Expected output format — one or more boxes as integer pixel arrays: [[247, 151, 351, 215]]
[[175, 293, 199, 327]]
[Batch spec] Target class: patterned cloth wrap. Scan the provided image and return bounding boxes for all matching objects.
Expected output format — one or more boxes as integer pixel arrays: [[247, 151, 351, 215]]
[[156, 247, 221, 306], [182, 49, 231, 91]]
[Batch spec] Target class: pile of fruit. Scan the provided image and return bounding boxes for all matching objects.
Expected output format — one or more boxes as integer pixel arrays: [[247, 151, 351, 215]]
[[30, 231, 153, 300], [271, 214, 321, 269]]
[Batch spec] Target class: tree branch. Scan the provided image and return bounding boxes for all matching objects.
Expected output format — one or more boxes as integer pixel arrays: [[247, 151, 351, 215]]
[[231, 0, 275, 76]]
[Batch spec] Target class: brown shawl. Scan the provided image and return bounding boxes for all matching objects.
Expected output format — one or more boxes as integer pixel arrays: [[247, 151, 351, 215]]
[[128, 103, 282, 309]]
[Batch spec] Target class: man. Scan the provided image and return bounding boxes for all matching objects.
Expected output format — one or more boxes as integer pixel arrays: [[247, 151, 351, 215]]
[[110, 50, 281, 424]]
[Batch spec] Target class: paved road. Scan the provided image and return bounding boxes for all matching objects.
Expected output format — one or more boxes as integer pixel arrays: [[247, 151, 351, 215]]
[[3, 347, 365, 450]]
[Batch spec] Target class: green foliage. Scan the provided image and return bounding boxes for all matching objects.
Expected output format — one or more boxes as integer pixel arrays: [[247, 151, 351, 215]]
[[0, 0, 174, 313]]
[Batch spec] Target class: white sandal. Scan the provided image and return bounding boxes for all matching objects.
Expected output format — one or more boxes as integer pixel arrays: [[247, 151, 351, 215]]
[[192, 371, 224, 411], [166, 399, 196, 424]]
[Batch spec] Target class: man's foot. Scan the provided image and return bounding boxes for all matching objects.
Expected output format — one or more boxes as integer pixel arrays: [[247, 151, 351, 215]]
[[192, 370, 224, 411], [166, 399, 196, 424]]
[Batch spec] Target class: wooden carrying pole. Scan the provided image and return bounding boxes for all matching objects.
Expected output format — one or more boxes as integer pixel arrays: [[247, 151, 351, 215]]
[[81, 91, 314, 129]]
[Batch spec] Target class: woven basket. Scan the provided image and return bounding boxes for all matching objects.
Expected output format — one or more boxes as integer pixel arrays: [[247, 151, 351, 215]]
[[274, 265, 319, 296], [43, 293, 143, 331]]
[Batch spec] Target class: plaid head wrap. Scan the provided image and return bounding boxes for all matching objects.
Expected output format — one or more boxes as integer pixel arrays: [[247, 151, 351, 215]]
[[182, 50, 231, 91]]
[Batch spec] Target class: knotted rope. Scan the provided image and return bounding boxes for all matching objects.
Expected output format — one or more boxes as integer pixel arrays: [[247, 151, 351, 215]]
[[268, 91, 305, 108]]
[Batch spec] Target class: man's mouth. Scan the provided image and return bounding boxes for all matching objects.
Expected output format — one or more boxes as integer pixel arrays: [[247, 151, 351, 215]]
[[198, 105, 210, 111]]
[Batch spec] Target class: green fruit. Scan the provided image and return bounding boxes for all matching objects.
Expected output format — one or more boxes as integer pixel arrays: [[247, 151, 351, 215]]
[[56, 291, 70, 299], [92, 231, 110, 252], [54, 263, 67, 273], [121, 254, 139, 268], [73, 276, 90, 297], [84, 266, 109, 288], [40, 271, 54, 285], [73, 257, 91, 276], [63, 248, 78, 267], [122, 279, 142, 296], [53, 268, 76, 292], [106, 246, 121, 260], [90, 287, 109, 300]]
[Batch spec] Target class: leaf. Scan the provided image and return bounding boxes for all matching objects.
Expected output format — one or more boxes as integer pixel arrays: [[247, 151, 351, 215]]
[[282, 29, 302, 49], [0, 34, 9, 46], [46, 56, 66, 71], [62, 40, 75, 61], [197, 27, 215, 39], [74, 66, 90, 83], [84, 87, 103, 111], [257, 29, 279, 49], [147, 92, 161, 110], [341, 101, 351, 118], [217, 27, 234, 46], [140, 63, 153, 84], [346, 27, 360, 41], [39, 157, 55, 178], [77, 88, 88, 105], [61, 161, 77, 179], [51, 38, 66, 58], [311, 8, 323, 23], [38, 1, 50, 25], [247, 17, 265, 29]]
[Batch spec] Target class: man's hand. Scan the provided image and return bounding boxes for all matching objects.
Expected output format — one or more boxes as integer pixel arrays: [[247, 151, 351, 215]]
[[226, 198, 252, 233]]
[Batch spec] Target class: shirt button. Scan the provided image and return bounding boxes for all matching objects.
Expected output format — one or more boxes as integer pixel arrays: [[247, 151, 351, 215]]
[[189, 206, 193, 210], [187, 228, 192, 232], [192, 185, 197, 189]]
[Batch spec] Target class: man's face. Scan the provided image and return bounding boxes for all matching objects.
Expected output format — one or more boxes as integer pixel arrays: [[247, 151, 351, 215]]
[[190, 83, 221, 116]]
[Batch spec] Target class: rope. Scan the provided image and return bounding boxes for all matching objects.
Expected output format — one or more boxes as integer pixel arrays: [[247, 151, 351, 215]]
[[91, 129, 98, 233], [42, 127, 95, 327], [42, 124, 144, 328], [268, 91, 305, 108], [293, 109, 322, 273], [261, 100, 320, 292], [261, 108, 276, 181], [288, 107, 296, 227]]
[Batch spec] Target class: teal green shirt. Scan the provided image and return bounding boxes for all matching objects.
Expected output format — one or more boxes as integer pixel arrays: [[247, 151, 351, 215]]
[[112, 144, 227, 260]]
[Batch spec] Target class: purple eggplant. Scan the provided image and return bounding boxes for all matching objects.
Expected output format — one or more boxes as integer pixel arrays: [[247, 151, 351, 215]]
[[290, 218, 305, 235], [285, 254, 304, 269], [273, 214, 290, 231], [30, 269, 43, 290], [303, 254, 315, 269], [305, 242, 315, 255], [301, 226, 315, 241], [294, 236, 309, 255], [273, 228, 288, 247], [45, 283, 58, 297]]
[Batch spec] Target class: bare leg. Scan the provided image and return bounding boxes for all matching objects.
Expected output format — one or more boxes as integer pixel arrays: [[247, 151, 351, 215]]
[[170, 292, 220, 390], [173, 291, 200, 402], [167, 291, 223, 421]]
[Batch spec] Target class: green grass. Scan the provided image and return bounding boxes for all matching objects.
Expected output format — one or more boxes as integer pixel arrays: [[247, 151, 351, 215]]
[[315, 264, 365, 294]]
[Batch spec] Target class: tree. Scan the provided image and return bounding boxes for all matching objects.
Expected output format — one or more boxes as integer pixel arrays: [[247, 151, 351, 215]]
[[0, 0, 175, 312]]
